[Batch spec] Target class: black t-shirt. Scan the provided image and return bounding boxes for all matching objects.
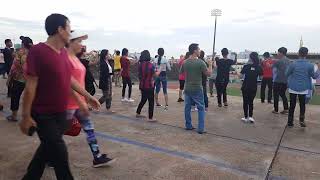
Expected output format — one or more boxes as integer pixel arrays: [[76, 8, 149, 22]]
[[3, 47, 14, 65], [216, 58, 235, 83], [241, 64, 263, 91], [200, 59, 208, 85]]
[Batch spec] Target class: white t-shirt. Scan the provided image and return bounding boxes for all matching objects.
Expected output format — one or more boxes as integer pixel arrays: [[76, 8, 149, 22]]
[[106, 60, 112, 75], [154, 57, 171, 72]]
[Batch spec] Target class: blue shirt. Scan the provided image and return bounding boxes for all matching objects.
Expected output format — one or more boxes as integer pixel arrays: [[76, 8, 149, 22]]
[[286, 59, 320, 92]]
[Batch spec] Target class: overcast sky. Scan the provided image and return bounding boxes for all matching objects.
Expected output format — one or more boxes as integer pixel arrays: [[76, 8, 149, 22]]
[[0, 0, 319, 57]]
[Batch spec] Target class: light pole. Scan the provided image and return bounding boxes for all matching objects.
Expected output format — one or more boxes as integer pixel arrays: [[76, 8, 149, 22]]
[[211, 9, 222, 58]]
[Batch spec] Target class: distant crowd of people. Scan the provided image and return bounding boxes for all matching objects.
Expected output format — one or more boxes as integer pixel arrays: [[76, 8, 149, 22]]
[[1, 13, 320, 180]]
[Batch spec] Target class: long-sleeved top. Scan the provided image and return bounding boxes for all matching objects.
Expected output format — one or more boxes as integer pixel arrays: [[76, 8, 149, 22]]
[[216, 58, 237, 83], [99, 58, 113, 90], [272, 56, 290, 84], [286, 59, 320, 92]]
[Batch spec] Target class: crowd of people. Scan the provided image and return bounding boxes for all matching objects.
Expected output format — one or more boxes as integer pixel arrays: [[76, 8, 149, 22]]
[[0, 13, 320, 179]]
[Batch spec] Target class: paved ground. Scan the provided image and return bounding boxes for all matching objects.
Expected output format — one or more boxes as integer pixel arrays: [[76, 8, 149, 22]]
[[0, 79, 320, 180]]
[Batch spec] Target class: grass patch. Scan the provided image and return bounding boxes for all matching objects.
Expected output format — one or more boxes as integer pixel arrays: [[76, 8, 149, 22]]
[[226, 87, 320, 105]]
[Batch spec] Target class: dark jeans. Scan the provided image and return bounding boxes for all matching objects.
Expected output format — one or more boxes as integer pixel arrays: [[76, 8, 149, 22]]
[[99, 77, 112, 109], [260, 78, 273, 102], [136, 89, 155, 119], [242, 89, 257, 118], [10, 80, 25, 111], [288, 93, 306, 125], [215, 81, 228, 105], [122, 77, 132, 98], [273, 82, 289, 112], [22, 112, 73, 180], [203, 82, 208, 108]]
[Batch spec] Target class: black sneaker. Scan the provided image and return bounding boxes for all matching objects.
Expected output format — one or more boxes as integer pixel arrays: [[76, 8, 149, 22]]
[[93, 154, 116, 168], [224, 102, 228, 107], [287, 124, 294, 128], [261, 100, 265, 103], [218, 104, 222, 107], [185, 127, 195, 131], [281, 110, 288, 114], [177, 98, 184, 102], [198, 131, 207, 134], [300, 122, 306, 128]]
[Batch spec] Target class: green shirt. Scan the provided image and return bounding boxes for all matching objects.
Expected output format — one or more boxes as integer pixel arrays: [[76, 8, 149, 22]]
[[180, 58, 207, 93]]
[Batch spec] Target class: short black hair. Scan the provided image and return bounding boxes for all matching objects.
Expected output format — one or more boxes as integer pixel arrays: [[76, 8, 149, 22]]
[[299, 47, 308, 57], [278, 47, 287, 56], [116, 50, 120, 55], [188, 43, 199, 54], [200, 50, 205, 59], [122, 48, 128, 56], [140, 50, 151, 62], [221, 48, 229, 56], [263, 52, 270, 58], [4, 39, 11, 44], [45, 14, 69, 36]]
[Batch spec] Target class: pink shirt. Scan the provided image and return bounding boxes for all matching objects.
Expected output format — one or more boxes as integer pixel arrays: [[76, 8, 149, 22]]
[[178, 58, 185, 80], [67, 55, 86, 110]]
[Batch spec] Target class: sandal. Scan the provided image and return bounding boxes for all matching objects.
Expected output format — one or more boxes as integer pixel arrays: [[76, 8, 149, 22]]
[[6, 115, 18, 122]]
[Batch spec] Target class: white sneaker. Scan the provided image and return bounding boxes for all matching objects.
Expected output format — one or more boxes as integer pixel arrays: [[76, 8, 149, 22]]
[[195, 107, 198, 111], [128, 98, 134, 102], [241, 117, 249, 123], [248, 117, 255, 123], [164, 105, 168, 111], [121, 98, 128, 102]]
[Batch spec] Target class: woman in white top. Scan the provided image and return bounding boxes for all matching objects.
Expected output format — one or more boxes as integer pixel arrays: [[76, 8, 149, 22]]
[[154, 48, 171, 110], [98, 49, 115, 113]]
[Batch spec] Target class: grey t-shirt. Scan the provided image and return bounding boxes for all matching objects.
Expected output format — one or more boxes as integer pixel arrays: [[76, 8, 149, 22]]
[[273, 57, 290, 84], [180, 58, 207, 93]]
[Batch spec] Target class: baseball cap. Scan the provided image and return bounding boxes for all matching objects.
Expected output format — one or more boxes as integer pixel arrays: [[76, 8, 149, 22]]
[[70, 30, 88, 41]]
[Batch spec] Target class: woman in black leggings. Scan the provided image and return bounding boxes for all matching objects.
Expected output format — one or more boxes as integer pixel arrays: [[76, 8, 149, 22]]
[[136, 50, 159, 121], [240, 52, 263, 123]]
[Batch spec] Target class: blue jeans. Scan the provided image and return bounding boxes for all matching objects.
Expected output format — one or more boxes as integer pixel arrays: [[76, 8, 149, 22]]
[[155, 76, 168, 94], [184, 90, 205, 132]]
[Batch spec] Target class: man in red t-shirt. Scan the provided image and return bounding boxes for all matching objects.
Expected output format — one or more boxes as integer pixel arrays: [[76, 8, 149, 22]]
[[260, 52, 274, 103], [19, 14, 100, 180]]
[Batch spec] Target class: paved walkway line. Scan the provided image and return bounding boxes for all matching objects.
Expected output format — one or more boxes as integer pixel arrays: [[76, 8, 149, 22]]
[[95, 131, 262, 179]]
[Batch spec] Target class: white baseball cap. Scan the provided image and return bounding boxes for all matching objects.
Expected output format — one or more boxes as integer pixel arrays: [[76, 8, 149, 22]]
[[70, 30, 88, 40]]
